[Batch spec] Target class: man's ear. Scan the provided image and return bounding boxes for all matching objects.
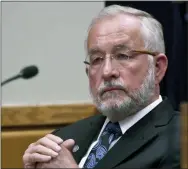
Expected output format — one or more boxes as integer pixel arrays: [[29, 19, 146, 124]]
[[154, 53, 168, 84]]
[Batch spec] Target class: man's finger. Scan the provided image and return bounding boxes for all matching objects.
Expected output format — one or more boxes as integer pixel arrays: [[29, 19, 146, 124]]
[[37, 137, 62, 152], [46, 134, 64, 145], [62, 139, 75, 151], [23, 153, 52, 164], [29, 145, 59, 157]]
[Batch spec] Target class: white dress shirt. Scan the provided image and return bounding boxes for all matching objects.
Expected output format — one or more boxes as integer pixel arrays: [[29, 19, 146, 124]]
[[79, 95, 162, 168]]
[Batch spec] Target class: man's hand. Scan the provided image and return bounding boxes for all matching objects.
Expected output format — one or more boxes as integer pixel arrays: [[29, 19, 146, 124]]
[[36, 139, 79, 168], [23, 134, 63, 168]]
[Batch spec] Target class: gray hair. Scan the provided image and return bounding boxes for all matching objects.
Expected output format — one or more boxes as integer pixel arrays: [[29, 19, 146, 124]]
[[85, 5, 165, 56]]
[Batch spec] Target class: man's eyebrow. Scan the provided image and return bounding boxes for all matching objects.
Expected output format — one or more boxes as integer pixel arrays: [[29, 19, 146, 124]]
[[87, 43, 130, 55], [88, 47, 103, 55], [111, 43, 129, 53]]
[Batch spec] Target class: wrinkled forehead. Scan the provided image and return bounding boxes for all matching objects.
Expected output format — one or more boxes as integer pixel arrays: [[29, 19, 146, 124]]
[[87, 14, 144, 52]]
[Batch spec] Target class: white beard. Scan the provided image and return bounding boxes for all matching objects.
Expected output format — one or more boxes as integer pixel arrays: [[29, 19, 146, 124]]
[[90, 56, 156, 122]]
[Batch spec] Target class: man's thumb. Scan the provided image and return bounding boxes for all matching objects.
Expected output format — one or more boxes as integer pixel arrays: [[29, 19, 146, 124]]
[[62, 139, 75, 151]]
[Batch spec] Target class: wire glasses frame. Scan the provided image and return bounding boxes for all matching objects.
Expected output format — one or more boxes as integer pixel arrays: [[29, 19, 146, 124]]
[[83, 49, 159, 65]]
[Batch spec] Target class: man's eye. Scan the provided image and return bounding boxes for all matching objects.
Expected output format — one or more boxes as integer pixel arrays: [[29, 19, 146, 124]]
[[91, 57, 104, 65], [115, 54, 129, 60]]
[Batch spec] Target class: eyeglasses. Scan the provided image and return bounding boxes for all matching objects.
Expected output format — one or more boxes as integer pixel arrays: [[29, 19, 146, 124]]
[[83, 49, 159, 69]]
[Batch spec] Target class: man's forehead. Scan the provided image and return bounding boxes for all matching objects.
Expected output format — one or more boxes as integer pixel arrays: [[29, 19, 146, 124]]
[[97, 31, 130, 44], [88, 15, 143, 50], [89, 34, 131, 49], [88, 31, 141, 51], [89, 14, 141, 36], [96, 31, 129, 42]]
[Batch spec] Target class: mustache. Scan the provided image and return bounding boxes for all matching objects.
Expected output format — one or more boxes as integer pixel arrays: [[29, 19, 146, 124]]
[[98, 81, 127, 96]]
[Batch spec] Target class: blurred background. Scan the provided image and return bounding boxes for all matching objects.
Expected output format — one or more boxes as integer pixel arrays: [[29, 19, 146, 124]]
[[1, 1, 188, 168], [2, 1, 104, 106], [2, 1, 187, 109]]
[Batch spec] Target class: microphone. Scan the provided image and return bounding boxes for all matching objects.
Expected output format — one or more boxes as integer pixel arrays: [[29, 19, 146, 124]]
[[1, 65, 39, 86]]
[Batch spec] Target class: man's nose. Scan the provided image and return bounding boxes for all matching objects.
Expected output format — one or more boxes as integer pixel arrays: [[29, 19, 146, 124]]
[[101, 55, 120, 80]]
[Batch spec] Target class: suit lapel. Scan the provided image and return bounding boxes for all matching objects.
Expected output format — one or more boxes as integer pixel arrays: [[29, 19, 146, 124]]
[[94, 98, 175, 169], [72, 115, 106, 163], [94, 109, 158, 169]]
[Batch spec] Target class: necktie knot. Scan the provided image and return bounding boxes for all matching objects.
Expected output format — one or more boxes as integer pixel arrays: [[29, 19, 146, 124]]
[[102, 121, 122, 138]]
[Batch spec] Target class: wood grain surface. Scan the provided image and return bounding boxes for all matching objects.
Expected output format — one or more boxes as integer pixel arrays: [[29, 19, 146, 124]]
[[1, 103, 99, 168], [2, 128, 55, 168], [2, 103, 98, 127]]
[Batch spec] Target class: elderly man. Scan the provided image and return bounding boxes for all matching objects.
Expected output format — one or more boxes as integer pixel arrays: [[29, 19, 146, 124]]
[[23, 5, 180, 169]]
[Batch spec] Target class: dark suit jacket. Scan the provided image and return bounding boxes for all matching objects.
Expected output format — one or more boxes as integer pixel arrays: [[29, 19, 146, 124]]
[[52, 98, 180, 168]]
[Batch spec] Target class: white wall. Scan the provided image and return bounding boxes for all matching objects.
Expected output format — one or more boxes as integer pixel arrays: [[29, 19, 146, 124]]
[[2, 1, 104, 106]]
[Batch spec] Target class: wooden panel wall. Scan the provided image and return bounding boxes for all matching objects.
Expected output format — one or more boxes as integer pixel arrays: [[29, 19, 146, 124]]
[[1, 104, 97, 168], [2, 104, 97, 127], [2, 129, 54, 168]]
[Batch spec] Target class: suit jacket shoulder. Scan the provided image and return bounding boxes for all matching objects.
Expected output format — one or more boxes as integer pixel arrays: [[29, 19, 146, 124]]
[[51, 113, 104, 140]]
